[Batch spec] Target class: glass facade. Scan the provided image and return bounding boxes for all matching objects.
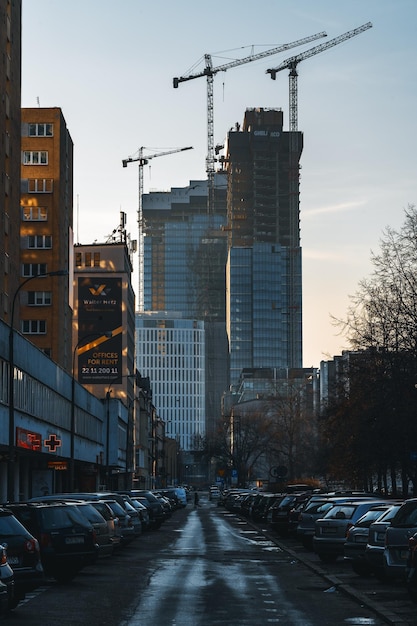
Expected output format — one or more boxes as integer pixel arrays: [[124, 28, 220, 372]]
[[135, 315, 206, 451], [228, 243, 302, 385]]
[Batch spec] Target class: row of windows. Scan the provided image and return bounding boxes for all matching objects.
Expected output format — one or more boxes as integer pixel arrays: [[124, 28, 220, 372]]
[[22, 263, 47, 277], [75, 251, 101, 267], [21, 179, 53, 193], [28, 291, 51, 306], [21, 320, 46, 334], [22, 206, 48, 221], [23, 151, 48, 165], [28, 235, 52, 249], [28, 123, 53, 137]]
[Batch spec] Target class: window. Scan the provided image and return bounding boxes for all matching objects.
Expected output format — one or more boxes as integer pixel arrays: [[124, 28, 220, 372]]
[[22, 206, 48, 221], [21, 320, 46, 335], [28, 179, 53, 193], [22, 263, 47, 277], [75, 252, 82, 267], [27, 291, 52, 306], [94, 252, 100, 267], [28, 123, 53, 137], [85, 252, 91, 267], [28, 235, 52, 249], [23, 151, 48, 165]]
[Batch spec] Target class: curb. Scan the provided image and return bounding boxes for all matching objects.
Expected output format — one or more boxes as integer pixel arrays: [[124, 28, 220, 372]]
[[238, 514, 410, 626]]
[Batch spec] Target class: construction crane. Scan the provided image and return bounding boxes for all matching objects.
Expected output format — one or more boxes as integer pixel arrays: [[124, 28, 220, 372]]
[[122, 146, 193, 310], [173, 32, 327, 216], [266, 22, 372, 367], [266, 22, 372, 132]]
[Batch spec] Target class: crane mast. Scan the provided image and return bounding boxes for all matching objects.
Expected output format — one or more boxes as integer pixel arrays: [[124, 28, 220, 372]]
[[266, 22, 372, 132], [265, 22, 372, 366], [122, 146, 193, 310], [173, 32, 327, 216]]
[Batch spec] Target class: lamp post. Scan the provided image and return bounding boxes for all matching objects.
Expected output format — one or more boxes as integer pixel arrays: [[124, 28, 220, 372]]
[[7, 269, 68, 502], [70, 331, 112, 491]]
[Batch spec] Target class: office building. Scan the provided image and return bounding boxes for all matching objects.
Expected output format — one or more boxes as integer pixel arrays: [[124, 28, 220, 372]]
[[141, 177, 229, 445], [0, 0, 21, 325], [20, 107, 73, 369], [225, 108, 303, 385], [135, 312, 205, 453]]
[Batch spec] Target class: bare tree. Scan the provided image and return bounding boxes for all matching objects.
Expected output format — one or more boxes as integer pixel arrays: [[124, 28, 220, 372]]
[[327, 205, 417, 494]]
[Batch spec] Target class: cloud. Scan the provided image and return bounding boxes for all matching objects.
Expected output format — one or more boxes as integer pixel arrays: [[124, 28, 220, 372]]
[[303, 199, 366, 217]]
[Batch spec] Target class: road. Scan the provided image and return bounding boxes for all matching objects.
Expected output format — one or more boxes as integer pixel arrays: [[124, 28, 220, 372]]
[[3, 493, 414, 625]]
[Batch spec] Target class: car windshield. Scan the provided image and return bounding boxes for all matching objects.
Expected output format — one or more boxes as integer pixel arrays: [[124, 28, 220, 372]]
[[75, 504, 105, 524], [392, 501, 417, 527], [106, 501, 126, 517], [373, 504, 402, 523], [355, 508, 389, 527], [39, 505, 90, 530], [304, 501, 334, 515], [324, 505, 356, 520]]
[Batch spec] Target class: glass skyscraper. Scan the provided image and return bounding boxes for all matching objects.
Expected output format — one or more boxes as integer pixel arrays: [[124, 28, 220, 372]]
[[225, 108, 303, 386]]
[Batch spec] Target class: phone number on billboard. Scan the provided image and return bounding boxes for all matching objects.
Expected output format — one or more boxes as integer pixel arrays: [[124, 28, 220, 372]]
[[81, 367, 119, 375]]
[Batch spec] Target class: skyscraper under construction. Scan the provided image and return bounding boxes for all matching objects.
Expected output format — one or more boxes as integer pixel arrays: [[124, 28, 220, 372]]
[[225, 107, 303, 385]]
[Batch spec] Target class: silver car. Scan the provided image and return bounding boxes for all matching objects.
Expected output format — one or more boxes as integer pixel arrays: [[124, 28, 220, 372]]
[[384, 498, 417, 580], [313, 500, 389, 563]]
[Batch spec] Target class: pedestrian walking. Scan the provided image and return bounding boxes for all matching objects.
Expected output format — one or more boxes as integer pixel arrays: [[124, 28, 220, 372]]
[[194, 491, 199, 507]]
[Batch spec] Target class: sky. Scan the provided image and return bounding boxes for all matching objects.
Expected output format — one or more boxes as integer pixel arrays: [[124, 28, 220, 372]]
[[21, 0, 417, 368]]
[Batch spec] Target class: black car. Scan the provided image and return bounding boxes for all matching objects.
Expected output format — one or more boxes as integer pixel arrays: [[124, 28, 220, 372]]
[[0, 507, 44, 607], [123, 491, 165, 530], [7, 502, 98, 583]]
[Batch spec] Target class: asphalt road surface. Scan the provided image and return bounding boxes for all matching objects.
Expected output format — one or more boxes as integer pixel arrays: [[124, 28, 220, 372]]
[[2, 494, 412, 625]]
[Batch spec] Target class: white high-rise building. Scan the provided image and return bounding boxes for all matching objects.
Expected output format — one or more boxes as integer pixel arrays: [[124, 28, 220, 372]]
[[135, 312, 206, 452]]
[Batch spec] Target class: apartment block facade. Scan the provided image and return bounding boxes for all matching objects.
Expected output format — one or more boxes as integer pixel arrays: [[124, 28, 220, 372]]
[[20, 107, 73, 370], [0, 0, 21, 325]]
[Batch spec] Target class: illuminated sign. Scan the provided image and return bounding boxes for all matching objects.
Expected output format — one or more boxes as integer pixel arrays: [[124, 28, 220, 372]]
[[16, 427, 42, 451], [77, 277, 123, 383], [43, 434, 62, 453], [48, 461, 68, 471]]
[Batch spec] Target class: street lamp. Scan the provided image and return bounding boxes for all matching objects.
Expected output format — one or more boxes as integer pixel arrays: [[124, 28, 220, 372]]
[[7, 269, 68, 502], [70, 331, 112, 491]]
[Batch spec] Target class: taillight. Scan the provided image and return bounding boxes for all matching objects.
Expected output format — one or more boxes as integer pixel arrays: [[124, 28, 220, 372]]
[[0, 546, 7, 565], [24, 538, 38, 553]]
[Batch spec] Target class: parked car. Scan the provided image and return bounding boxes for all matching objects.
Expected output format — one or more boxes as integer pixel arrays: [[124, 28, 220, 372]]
[[126, 490, 166, 529], [7, 502, 98, 582], [48, 493, 137, 545], [296, 495, 378, 549], [313, 500, 389, 563], [344, 504, 394, 575], [251, 493, 283, 523], [119, 495, 150, 531], [0, 507, 44, 607], [88, 500, 122, 549], [209, 486, 222, 502], [365, 502, 403, 580], [384, 498, 417, 580], [0, 543, 15, 613], [29, 496, 115, 559], [268, 492, 311, 535]]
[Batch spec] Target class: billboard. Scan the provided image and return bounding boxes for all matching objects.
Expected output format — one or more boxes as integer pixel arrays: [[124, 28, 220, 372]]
[[77, 277, 123, 384]]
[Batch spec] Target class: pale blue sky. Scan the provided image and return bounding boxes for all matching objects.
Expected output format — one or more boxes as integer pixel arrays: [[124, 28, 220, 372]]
[[21, 0, 417, 367]]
